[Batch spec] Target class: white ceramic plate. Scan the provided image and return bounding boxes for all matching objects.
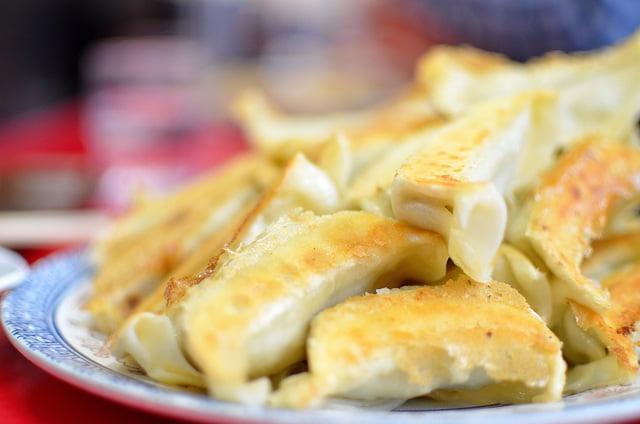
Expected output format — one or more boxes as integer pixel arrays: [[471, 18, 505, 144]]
[[4, 249, 640, 424]]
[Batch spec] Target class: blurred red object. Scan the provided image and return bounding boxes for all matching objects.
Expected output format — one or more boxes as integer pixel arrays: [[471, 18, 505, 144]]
[[0, 103, 92, 211], [0, 327, 185, 424], [0, 100, 250, 212], [0, 102, 84, 156], [82, 38, 216, 211]]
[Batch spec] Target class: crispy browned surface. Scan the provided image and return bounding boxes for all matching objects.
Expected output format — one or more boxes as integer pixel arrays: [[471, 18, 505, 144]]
[[311, 277, 559, 368], [105, 189, 261, 349], [86, 154, 278, 334], [163, 151, 341, 310], [94, 154, 273, 260], [570, 298, 639, 379], [396, 91, 550, 187], [605, 264, 640, 336], [164, 258, 218, 310], [527, 137, 640, 311], [174, 210, 447, 388], [285, 276, 564, 406]]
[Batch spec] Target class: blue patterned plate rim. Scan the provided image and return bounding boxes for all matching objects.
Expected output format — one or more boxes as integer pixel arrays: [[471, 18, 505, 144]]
[[3, 249, 640, 424]]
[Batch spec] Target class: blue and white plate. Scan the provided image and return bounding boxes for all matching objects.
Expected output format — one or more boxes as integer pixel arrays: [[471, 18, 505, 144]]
[[4, 249, 640, 424]]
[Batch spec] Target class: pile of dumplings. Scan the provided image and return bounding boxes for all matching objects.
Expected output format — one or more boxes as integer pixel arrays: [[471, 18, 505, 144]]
[[86, 30, 640, 409]]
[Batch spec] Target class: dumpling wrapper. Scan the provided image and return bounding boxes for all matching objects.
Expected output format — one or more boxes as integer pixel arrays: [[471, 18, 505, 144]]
[[391, 91, 554, 282], [345, 121, 446, 214], [126, 210, 447, 404], [604, 264, 640, 358], [232, 87, 441, 164], [491, 241, 638, 392], [231, 89, 371, 162], [418, 28, 640, 130], [86, 154, 278, 334], [418, 31, 640, 196], [113, 312, 205, 388], [492, 243, 553, 325], [231, 152, 341, 246], [91, 153, 276, 263], [270, 275, 565, 408], [107, 200, 255, 340], [160, 152, 343, 309], [570, 245, 640, 388], [112, 154, 343, 386], [582, 231, 640, 282], [554, 268, 637, 395], [562, 263, 640, 394], [316, 134, 352, 196], [524, 137, 640, 312], [604, 195, 640, 237]]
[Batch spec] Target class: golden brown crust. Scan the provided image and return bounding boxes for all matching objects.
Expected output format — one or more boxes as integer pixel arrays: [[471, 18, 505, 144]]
[[527, 136, 640, 311], [173, 210, 447, 393], [569, 299, 639, 378], [605, 265, 640, 336], [314, 277, 560, 361], [87, 154, 278, 334], [274, 275, 565, 407], [397, 92, 545, 185], [164, 257, 219, 309]]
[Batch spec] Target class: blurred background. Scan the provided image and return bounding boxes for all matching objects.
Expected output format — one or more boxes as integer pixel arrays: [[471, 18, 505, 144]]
[[0, 0, 639, 248]]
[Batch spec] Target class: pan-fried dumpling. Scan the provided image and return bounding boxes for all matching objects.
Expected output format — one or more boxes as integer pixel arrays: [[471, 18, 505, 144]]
[[519, 137, 640, 312], [418, 28, 640, 136], [86, 154, 278, 333], [91, 154, 276, 264], [491, 242, 638, 392], [560, 292, 639, 394], [108, 201, 255, 338], [391, 91, 554, 282], [161, 151, 344, 307], [552, 209, 640, 394], [111, 151, 344, 341], [232, 87, 441, 164], [418, 31, 640, 196], [270, 275, 565, 408], [231, 90, 371, 163], [111, 152, 341, 378], [568, 241, 640, 392], [115, 210, 448, 404], [417, 46, 519, 116]]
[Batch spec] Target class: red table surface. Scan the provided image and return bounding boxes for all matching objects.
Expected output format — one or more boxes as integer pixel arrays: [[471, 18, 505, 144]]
[[0, 325, 186, 424]]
